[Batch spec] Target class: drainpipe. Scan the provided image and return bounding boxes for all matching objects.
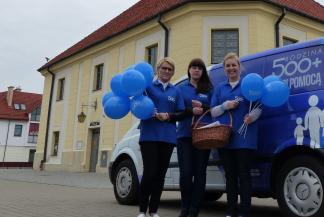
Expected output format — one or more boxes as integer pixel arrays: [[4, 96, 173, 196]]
[[2, 120, 10, 167], [275, 8, 286, 48], [40, 67, 55, 170], [157, 14, 169, 57]]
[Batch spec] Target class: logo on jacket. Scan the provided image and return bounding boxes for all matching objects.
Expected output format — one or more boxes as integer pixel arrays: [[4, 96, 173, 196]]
[[168, 96, 176, 103], [198, 94, 208, 99], [235, 96, 244, 102]]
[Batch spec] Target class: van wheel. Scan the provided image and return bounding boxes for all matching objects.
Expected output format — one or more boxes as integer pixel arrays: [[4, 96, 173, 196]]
[[204, 192, 223, 201], [276, 155, 324, 217], [113, 159, 139, 205]]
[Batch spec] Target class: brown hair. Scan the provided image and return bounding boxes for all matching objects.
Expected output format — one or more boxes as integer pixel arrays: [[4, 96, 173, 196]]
[[187, 58, 213, 93]]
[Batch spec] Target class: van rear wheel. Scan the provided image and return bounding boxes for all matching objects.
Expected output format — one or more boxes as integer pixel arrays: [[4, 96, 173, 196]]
[[113, 159, 139, 205], [276, 155, 324, 217]]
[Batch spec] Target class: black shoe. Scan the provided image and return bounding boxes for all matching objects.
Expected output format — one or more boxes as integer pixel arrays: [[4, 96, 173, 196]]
[[178, 210, 188, 217], [188, 211, 198, 217]]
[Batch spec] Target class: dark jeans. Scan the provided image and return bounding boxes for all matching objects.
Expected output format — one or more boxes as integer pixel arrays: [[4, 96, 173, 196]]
[[219, 148, 254, 217], [139, 141, 174, 214], [177, 137, 211, 216]]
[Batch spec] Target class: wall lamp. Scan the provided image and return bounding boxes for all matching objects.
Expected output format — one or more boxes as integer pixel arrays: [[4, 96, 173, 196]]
[[77, 99, 97, 123]]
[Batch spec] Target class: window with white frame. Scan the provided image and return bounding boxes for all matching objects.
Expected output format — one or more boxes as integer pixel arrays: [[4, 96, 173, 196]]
[[283, 36, 298, 46], [28, 123, 39, 144], [146, 44, 158, 70], [211, 29, 239, 64], [30, 107, 41, 122], [14, 103, 26, 110], [57, 78, 65, 101], [14, 124, 23, 137], [93, 64, 103, 91], [28, 133, 38, 144], [51, 131, 60, 156]]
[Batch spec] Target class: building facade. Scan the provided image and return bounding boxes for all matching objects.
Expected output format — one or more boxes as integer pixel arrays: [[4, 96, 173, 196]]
[[0, 87, 42, 166], [35, 0, 324, 173]]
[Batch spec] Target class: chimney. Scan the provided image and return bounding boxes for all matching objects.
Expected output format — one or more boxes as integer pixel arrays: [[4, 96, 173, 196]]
[[6, 86, 14, 107]]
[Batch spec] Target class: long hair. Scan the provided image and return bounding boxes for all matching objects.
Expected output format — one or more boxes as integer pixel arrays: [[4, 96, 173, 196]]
[[187, 58, 213, 93]]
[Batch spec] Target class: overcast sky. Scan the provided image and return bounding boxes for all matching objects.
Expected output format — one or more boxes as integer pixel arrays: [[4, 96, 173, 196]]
[[0, 0, 323, 94], [0, 0, 139, 94]]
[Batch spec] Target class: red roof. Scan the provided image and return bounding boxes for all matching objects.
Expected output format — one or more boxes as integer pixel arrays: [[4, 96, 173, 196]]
[[38, 0, 324, 71], [0, 91, 42, 121]]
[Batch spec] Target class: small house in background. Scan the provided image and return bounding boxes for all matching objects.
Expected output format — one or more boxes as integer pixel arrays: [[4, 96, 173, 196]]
[[0, 86, 42, 167]]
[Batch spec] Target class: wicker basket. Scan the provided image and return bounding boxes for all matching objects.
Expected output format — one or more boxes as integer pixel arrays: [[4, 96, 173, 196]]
[[192, 110, 232, 149]]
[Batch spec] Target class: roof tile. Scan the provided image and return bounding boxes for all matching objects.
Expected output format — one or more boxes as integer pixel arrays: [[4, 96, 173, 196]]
[[0, 91, 42, 121], [39, 0, 324, 71]]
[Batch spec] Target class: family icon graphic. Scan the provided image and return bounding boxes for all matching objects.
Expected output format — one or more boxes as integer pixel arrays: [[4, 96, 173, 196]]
[[294, 117, 305, 145], [295, 95, 324, 148]]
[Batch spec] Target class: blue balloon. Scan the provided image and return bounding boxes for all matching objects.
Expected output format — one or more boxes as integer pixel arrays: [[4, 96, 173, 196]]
[[241, 73, 265, 102], [110, 74, 128, 97], [261, 81, 290, 107], [101, 92, 115, 107], [104, 96, 130, 119], [134, 61, 154, 87], [121, 69, 146, 96], [126, 64, 135, 71], [264, 75, 281, 86], [130, 95, 155, 120]]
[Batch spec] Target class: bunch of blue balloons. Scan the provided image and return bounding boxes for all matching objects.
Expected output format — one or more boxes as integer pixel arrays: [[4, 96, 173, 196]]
[[241, 73, 290, 107], [101, 61, 155, 120]]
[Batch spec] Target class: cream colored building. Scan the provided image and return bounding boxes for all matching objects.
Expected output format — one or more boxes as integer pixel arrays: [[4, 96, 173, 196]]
[[34, 0, 324, 173]]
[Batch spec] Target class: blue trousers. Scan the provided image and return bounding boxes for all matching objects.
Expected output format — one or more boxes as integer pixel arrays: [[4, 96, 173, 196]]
[[177, 137, 210, 216]]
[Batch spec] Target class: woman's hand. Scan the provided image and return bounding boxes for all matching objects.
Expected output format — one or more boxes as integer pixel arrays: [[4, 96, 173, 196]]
[[193, 107, 203, 115], [225, 100, 239, 110], [244, 114, 253, 125], [192, 100, 202, 108], [155, 112, 169, 121]]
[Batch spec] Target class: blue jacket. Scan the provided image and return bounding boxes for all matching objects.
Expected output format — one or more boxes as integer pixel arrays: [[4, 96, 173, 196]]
[[211, 80, 259, 150], [177, 80, 213, 138], [139, 80, 185, 145]]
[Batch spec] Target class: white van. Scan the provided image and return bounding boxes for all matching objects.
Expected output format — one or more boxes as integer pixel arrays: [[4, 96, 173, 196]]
[[109, 38, 324, 217]]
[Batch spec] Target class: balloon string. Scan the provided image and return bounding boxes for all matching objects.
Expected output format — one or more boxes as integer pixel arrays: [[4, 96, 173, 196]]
[[252, 102, 262, 111], [244, 124, 248, 139], [249, 101, 252, 113], [252, 101, 261, 111]]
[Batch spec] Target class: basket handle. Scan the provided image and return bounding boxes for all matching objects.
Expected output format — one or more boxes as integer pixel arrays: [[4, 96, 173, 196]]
[[192, 109, 210, 129], [193, 108, 233, 129]]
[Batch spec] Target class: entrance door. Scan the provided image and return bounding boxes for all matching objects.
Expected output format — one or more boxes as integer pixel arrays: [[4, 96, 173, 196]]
[[28, 149, 36, 163], [89, 129, 100, 172]]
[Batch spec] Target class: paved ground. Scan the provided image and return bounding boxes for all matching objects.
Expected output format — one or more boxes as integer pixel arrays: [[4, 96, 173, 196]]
[[0, 169, 281, 217], [0, 168, 111, 188]]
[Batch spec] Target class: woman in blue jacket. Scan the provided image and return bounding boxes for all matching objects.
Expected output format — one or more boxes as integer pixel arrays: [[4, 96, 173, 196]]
[[177, 58, 213, 217], [210, 53, 261, 217], [137, 57, 185, 217]]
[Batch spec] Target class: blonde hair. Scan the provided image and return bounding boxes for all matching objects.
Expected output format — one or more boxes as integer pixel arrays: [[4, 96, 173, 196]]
[[156, 57, 175, 71], [223, 52, 241, 67]]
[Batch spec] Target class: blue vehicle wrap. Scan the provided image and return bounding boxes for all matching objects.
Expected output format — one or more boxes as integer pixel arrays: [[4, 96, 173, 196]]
[[209, 38, 324, 193]]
